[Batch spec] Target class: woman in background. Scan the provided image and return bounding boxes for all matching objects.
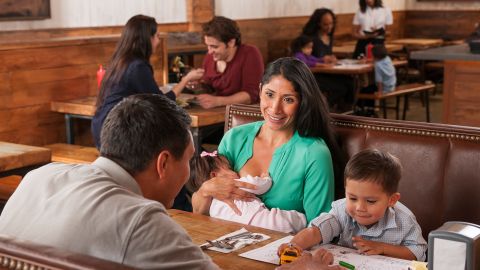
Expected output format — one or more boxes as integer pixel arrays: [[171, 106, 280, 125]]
[[352, 0, 393, 59], [92, 14, 200, 148], [302, 8, 337, 64], [302, 8, 354, 112], [92, 14, 197, 211]]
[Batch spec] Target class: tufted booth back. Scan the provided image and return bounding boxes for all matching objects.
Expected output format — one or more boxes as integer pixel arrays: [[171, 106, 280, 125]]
[[0, 235, 132, 269], [225, 104, 480, 238]]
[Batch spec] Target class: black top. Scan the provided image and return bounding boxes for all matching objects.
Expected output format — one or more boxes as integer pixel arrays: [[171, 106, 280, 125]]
[[91, 58, 175, 148], [311, 35, 333, 58]]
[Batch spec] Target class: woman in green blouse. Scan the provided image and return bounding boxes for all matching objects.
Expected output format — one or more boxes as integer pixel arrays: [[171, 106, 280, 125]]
[[192, 57, 341, 223]]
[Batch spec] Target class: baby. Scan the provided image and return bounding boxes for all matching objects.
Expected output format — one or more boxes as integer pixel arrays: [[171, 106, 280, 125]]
[[279, 149, 427, 261], [188, 151, 306, 233]]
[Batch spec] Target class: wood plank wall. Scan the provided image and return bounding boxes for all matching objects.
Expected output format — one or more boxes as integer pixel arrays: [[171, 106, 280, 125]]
[[238, 11, 405, 64], [1, 9, 474, 146], [404, 10, 480, 40], [0, 35, 168, 146]]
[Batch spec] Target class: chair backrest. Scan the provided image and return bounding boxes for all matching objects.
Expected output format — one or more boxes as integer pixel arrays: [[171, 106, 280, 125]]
[[224, 104, 480, 238], [0, 235, 132, 270]]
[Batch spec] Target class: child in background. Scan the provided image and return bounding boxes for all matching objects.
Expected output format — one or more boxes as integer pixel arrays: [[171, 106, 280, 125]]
[[278, 149, 427, 261], [188, 151, 307, 233], [356, 44, 397, 116], [291, 35, 326, 67]]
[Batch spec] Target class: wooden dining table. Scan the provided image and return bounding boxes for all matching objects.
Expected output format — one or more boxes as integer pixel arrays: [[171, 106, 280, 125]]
[[50, 96, 225, 152], [168, 209, 288, 270], [388, 38, 444, 50], [310, 60, 408, 107]]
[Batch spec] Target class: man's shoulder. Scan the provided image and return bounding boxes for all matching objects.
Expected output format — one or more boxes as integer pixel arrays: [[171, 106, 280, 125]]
[[238, 44, 262, 56]]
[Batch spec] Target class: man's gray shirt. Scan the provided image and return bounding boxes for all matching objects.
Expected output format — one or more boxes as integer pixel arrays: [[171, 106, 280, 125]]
[[0, 157, 217, 269]]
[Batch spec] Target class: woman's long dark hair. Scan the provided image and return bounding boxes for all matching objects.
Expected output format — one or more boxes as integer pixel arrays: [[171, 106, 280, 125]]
[[96, 15, 158, 108], [260, 57, 346, 198], [302, 8, 336, 38], [360, 0, 383, 13]]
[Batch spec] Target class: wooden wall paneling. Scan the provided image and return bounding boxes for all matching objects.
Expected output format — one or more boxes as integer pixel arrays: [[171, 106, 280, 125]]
[[0, 34, 168, 146], [238, 11, 406, 64], [0, 23, 188, 41], [0, 73, 11, 110], [186, 0, 214, 32], [443, 60, 480, 127], [404, 10, 480, 40]]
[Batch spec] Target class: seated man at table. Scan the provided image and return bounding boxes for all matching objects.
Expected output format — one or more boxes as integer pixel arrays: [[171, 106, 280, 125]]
[[174, 16, 264, 109], [0, 94, 219, 269]]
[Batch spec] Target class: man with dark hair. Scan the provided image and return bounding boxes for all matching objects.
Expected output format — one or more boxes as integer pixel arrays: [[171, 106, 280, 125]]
[[0, 94, 219, 269], [175, 16, 264, 110]]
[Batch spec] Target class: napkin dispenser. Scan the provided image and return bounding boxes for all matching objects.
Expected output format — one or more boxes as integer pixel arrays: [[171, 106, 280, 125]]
[[428, 221, 480, 270]]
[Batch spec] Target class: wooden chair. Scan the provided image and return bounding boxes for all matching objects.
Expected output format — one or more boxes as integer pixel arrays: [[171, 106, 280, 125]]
[[356, 82, 435, 122], [45, 144, 99, 164]]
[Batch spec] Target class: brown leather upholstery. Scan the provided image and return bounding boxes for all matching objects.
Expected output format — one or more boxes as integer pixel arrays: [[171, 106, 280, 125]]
[[225, 104, 480, 238], [0, 235, 132, 270]]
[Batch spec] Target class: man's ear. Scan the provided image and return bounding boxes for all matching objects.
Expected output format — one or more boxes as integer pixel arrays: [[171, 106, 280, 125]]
[[156, 150, 170, 180], [227, 38, 236, 48], [388, 192, 401, 207]]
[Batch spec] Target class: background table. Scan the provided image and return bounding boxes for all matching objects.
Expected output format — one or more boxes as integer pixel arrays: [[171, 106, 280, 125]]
[[50, 96, 225, 151], [168, 209, 288, 270]]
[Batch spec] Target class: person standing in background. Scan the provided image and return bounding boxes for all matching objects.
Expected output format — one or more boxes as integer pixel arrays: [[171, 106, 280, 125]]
[[352, 0, 393, 59]]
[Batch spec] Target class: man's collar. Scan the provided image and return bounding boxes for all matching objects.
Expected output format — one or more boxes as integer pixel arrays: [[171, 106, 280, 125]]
[[92, 157, 143, 196]]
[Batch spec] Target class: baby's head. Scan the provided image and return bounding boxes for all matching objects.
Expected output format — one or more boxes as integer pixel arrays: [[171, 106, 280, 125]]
[[187, 151, 232, 193], [187, 151, 272, 195], [343, 149, 402, 227], [291, 35, 314, 56]]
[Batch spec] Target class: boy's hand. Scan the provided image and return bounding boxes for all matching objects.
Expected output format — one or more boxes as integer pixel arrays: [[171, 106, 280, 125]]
[[352, 236, 384, 255]]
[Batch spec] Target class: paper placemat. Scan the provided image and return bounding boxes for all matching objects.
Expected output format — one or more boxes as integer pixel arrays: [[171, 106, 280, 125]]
[[200, 228, 270, 254]]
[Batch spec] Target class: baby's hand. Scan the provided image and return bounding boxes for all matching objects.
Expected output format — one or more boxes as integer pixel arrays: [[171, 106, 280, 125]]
[[352, 236, 385, 255]]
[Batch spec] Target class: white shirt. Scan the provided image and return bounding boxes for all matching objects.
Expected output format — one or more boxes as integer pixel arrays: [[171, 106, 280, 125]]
[[0, 158, 218, 270], [353, 6, 393, 36], [209, 175, 307, 233]]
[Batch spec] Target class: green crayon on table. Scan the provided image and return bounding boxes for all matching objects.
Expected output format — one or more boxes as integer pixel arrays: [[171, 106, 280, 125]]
[[339, 260, 355, 270]]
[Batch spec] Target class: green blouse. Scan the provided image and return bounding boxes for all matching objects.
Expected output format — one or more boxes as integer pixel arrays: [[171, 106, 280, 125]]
[[218, 121, 334, 222]]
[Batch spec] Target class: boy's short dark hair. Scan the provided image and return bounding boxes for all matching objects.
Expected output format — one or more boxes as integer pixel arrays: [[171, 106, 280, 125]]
[[344, 149, 402, 194], [202, 16, 241, 46], [100, 94, 191, 175], [372, 44, 388, 60]]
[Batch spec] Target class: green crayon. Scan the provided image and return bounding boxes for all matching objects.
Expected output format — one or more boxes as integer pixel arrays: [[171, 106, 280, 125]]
[[339, 260, 355, 270]]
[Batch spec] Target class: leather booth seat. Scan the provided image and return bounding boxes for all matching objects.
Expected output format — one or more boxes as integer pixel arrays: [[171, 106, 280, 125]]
[[225, 104, 480, 238]]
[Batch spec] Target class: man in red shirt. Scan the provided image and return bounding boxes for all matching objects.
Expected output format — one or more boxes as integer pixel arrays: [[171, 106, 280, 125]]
[[175, 16, 264, 109]]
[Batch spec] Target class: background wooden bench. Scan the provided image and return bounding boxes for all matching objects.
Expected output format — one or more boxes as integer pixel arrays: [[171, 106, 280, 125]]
[[356, 83, 435, 121], [0, 175, 22, 201], [45, 143, 99, 164], [0, 142, 51, 177]]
